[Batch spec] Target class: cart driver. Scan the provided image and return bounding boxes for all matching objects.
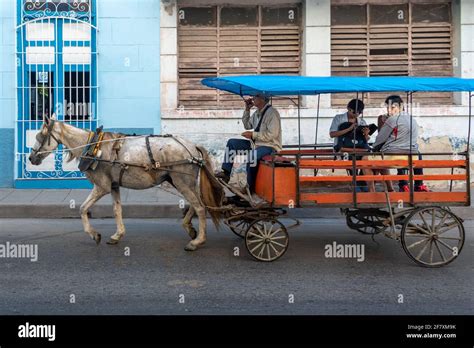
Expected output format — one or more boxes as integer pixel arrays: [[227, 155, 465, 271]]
[[216, 94, 282, 193]]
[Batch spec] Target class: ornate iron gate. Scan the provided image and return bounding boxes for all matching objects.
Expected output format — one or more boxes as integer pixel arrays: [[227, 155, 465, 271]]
[[15, 0, 97, 184]]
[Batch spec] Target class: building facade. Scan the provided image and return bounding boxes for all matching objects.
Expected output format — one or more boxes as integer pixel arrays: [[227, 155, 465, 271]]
[[0, 0, 160, 188], [161, 0, 474, 179], [0, 0, 472, 188]]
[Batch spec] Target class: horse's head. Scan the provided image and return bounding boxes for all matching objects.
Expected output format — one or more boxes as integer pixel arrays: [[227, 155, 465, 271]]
[[29, 114, 62, 165]]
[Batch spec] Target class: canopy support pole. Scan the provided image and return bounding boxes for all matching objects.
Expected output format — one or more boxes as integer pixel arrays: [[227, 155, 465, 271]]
[[408, 92, 414, 206], [298, 95, 301, 151], [352, 92, 360, 208], [314, 94, 320, 146], [467, 92, 472, 206], [468, 92, 472, 153], [314, 94, 321, 176]]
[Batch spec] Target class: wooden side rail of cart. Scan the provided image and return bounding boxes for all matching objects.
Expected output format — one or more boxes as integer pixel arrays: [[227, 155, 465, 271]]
[[255, 152, 470, 208]]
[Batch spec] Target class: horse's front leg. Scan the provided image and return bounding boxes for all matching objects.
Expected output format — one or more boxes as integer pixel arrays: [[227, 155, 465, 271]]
[[80, 185, 108, 244], [107, 186, 126, 245]]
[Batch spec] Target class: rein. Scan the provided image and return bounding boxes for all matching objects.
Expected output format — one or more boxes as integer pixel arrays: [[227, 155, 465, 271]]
[[32, 119, 62, 155]]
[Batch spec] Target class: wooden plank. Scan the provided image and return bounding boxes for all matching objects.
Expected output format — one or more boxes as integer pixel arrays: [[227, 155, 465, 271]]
[[220, 41, 258, 47], [179, 47, 217, 52], [179, 36, 217, 42], [300, 192, 467, 205], [331, 39, 367, 44], [332, 34, 367, 39], [411, 26, 451, 32], [299, 159, 466, 169], [220, 51, 259, 57], [179, 62, 218, 69], [299, 174, 466, 182], [332, 50, 368, 56]]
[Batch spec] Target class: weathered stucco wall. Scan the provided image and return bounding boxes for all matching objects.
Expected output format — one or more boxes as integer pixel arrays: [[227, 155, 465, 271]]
[[162, 106, 474, 187]]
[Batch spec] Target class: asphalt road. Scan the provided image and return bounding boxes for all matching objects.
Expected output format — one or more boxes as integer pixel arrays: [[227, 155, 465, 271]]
[[0, 218, 472, 315]]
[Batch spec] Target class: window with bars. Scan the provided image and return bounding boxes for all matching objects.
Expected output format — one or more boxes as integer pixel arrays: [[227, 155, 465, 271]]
[[177, 5, 301, 109], [331, 1, 453, 107]]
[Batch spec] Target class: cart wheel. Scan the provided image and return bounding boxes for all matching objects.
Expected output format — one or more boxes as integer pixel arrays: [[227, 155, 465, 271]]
[[401, 207, 465, 267], [227, 214, 254, 238], [345, 210, 389, 235], [245, 218, 289, 262]]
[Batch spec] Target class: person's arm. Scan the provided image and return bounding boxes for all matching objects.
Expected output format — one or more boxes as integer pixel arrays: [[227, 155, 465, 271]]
[[373, 122, 393, 149], [253, 110, 280, 143], [329, 116, 356, 138], [242, 109, 254, 130]]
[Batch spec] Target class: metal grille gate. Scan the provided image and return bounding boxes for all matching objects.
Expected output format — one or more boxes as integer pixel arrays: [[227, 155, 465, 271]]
[[15, 0, 98, 183]]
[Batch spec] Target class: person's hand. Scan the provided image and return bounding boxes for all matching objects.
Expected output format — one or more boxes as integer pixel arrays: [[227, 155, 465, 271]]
[[347, 122, 357, 131], [244, 98, 254, 111], [241, 131, 253, 139], [362, 126, 370, 137]]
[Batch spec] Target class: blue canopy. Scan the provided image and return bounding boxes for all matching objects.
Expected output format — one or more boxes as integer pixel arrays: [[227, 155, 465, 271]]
[[201, 75, 474, 96]]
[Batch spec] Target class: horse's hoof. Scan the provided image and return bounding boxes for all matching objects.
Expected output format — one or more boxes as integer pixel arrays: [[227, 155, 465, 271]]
[[184, 242, 198, 251], [94, 233, 101, 245], [106, 238, 119, 245]]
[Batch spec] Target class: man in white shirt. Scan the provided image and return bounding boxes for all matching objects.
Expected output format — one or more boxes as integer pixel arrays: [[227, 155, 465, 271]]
[[329, 99, 369, 150]]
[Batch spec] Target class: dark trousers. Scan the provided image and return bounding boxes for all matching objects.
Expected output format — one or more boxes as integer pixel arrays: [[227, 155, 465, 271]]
[[397, 154, 424, 189], [222, 138, 275, 191]]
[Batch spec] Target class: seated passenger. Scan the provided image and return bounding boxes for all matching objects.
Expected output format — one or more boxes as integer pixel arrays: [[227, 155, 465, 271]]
[[216, 94, 282, 193], [365, 95, 420, 192], [330, 99, 374, 192], [330, 99, 368, 151]]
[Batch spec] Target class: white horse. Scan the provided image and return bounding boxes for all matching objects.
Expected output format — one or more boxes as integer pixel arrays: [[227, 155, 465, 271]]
[[29, 115, 224, 251]]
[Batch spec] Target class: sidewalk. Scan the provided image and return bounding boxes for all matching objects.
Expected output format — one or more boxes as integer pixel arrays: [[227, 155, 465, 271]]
[[0, 187, 472, 219], [0, 187, 184, 218]]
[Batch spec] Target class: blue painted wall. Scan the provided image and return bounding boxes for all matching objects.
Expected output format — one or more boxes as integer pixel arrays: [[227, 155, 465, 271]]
[[0, 0, 161, 188], [98, 0, 161, 134], [0, 1, 16, 187]]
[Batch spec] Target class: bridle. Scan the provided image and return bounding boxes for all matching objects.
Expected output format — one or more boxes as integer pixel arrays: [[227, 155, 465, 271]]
[[31, 119, 62, 156]]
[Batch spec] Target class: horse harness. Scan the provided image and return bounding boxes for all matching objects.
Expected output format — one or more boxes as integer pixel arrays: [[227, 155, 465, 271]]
[[79, 128, 206, 187], [32, 119, 62, 154]]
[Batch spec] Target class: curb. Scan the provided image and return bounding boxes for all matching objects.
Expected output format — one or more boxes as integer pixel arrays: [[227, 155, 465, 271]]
[[0, 204, 471, 219]]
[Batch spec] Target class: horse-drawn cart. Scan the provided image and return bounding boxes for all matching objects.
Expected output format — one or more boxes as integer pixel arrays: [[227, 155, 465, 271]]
[[202, 76, 474, 267]]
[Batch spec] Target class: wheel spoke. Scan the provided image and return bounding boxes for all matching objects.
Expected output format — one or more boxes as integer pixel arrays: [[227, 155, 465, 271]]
[[434, 210, 448, 233], [429, 240, 434, 264], [269, 242, 280, 255], [270, 235, 287, 240], [436, 238, 457, 252], [437, 221, 460, 235], [266, 244, 272, 260], [437, 236, 462, 241], [415, 238, 431, 260], [257, 243, 266, 258], [247, 238, 263, 245], [268, 227, 282, 239], [247, 231, 264, 240], [234, 220, 245, 228], [406, 222, 431, 235], [405, 232, 430, 238], [250, 241, 264, 253], [419, 211, 431, 233], [431, 208, 436, 232], [407, 236, 430, 250], [434, 240, 447, 262], [270, 240, 287, 248]]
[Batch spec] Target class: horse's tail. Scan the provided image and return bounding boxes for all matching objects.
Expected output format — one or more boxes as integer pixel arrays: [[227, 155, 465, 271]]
[[197, 146, 224, 229]]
